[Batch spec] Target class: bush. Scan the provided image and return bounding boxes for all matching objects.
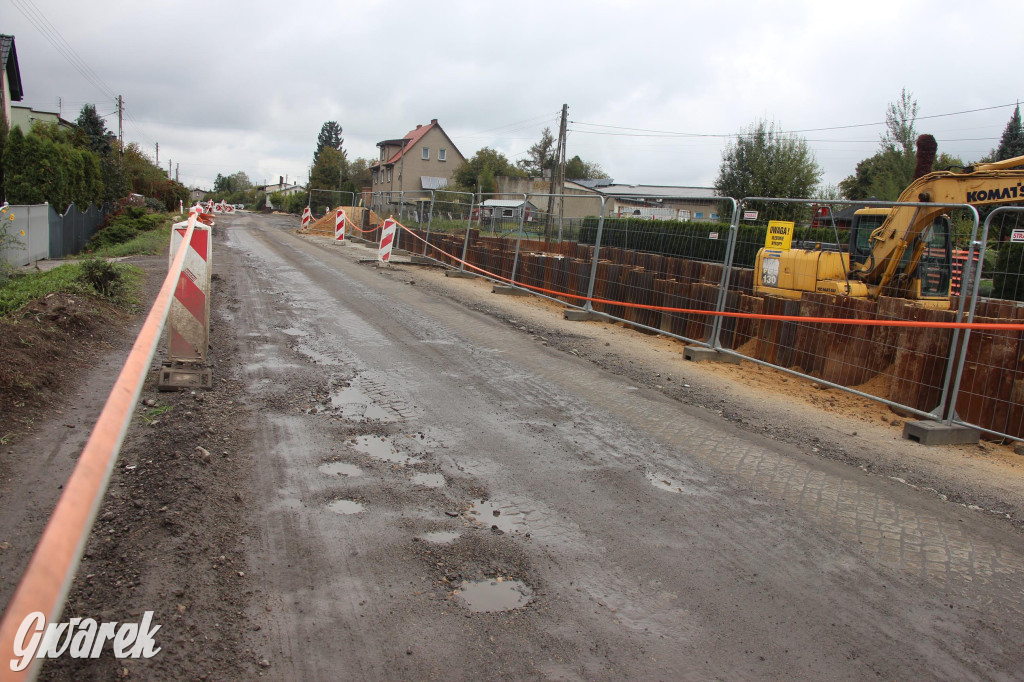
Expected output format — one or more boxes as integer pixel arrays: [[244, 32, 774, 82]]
[[578, 217, 849, 268], [78, 258, 127, 297], [991, 243, 1024, 301], [86, 208, 165, 250]]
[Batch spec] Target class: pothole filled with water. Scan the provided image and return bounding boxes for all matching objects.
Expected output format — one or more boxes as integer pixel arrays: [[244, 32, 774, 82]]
[[319, 462, 362, 477], [420, 531, 460, 544], [279, 327, 308, 337], [328, 499, 365, 515], [466, 500, 529, 534], [350, 435, 423, 465], [330, 384, 394, 421], [454, 578, 532, 612], [646, 472, 705, 495], [410, 473, 445, 488]]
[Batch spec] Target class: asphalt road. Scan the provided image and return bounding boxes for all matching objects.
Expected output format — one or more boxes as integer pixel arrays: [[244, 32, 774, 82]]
[[217, 212, 1023, 681]]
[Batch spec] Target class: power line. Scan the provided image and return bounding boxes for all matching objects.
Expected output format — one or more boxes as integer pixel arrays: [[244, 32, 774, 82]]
[[10, 0, 118, 102], [569, 101, 1022, 140]]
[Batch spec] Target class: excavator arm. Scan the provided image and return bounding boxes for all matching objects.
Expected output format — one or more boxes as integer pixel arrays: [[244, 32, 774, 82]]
[[853, 153, 1024, 297]]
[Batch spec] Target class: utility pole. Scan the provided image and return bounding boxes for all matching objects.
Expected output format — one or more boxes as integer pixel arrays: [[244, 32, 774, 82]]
[[117, 95, 124, 160], [546, 103, 568, 240], [155, 142, 159, 166], [175, 163, 179, 183]]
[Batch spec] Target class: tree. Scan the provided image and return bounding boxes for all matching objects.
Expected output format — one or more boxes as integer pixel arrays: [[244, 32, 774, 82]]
[[75, 104, 112, 155], [213, 171, 252, 195], [994, 104, 1024, 163], [517, 127, 555, 176], [564, 155, 609, 181], [881, 88, 918, 155], [452, 147, 524, 193], [714, 120, 822, 219], [314, 121, 344, 164], [309, 147, 347, 191], [841, 90, 924, 201], [347, 157, 373, 190]]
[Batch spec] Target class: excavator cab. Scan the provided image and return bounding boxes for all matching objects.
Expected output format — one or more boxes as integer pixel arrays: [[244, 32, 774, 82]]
[[847, 208, 951, 300]]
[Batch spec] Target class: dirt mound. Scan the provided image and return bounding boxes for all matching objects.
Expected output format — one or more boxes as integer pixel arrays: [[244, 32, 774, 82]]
[[0, 293, 123, 434]]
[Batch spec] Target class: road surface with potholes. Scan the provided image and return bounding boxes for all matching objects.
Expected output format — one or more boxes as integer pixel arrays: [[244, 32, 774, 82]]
[[26, 211, 1024, 680]]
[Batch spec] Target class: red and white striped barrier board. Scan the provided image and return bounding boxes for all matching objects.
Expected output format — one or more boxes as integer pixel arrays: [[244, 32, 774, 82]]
[[167, 219, 212, 363], [335, 208, 347, 242], [301, 206, 312, 230], [379, 218, 397, 263]]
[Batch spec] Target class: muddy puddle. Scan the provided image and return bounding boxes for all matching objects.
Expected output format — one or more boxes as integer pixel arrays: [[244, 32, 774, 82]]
[[466, 500, 529, 534], [646, 472, 707, 495], [330, 384, 393, 421], [454, 578, 532, 612], [350, 435, 423, 465], [410, 473, 445, 488], [419, 531, 460, 544], [318, 462, 363, 477], [328, 499, 365, 515], [279, 327, 308, 337]]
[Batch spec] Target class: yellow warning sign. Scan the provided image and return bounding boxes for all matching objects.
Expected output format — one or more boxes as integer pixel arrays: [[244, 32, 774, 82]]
[[764, 220, 795, 250]]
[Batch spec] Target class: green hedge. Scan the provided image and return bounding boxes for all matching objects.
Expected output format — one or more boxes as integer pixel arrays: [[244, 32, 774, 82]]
[[578, 217, 849, 269], [992, 243, 1024, 302]]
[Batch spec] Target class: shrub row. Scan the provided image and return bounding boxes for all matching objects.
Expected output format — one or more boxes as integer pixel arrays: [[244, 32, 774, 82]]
[[578, 217, 848, 268]]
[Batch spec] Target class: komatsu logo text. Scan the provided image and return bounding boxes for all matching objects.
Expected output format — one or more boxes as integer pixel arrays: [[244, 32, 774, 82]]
[[966, 183, 1022, 203]]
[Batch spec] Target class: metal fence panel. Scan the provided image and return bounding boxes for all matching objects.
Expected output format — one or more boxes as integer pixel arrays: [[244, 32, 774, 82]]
[[946, 207, 1024, 440], [573, 194, 736, 343], [717, 196, 978, 421], [1, 204, 50, 267]]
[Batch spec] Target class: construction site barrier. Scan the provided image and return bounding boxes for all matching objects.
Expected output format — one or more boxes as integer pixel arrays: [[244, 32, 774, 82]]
[[335, 208, 346, 242], [0, 214, 205, 681], [374, 195, 1024, 439], [166, 219, 212, 363]]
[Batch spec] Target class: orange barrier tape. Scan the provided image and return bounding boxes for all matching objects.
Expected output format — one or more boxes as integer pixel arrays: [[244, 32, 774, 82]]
[[396, 221, 1024, 332], [0, 215, 199, 682]]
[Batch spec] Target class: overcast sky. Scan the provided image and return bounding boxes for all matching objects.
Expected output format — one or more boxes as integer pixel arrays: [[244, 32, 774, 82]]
[[5, 0, 1023, 192]]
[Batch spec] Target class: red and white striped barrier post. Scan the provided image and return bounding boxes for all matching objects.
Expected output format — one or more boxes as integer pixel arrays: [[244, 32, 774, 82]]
[[166, 218, 211, 366], [335, 207, 347, 242], [378, 218, 397, 263], [301, 206, 312, 230]]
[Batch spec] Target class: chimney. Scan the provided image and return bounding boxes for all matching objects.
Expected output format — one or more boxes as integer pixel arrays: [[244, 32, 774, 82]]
[[279, 175, 283, 186], [416, 124, 421, 129], [431, 118, 438, 124]]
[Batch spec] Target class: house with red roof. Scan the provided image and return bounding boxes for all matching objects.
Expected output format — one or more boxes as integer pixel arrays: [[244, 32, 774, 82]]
[[369, 119, 465, 199]]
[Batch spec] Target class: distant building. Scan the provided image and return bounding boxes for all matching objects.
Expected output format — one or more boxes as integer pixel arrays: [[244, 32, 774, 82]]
[[10, 105, 75, 132], [495, 176, 720, 220], [258, 176, 305, 197], [1, 34, 24, 129], [370, 119, 466, 198]]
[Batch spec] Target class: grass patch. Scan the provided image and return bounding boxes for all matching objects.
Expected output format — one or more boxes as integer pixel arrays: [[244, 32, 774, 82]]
[[86, 221, 173, 258], [0, 261, 142, 317], [142, 405, 173, 424]]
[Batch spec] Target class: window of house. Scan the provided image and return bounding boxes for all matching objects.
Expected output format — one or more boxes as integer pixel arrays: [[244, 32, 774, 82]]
[[695, 212, 704, 219], [387, 168, 392, 182], [438, 148, 447, 161], [422, 146, 429, 160], [502, 208, 514, 219], [372, 170, 378, 184]]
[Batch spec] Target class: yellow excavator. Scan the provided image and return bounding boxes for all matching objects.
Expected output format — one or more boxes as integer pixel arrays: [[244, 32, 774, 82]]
[[753, 135, 1024, 308]]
